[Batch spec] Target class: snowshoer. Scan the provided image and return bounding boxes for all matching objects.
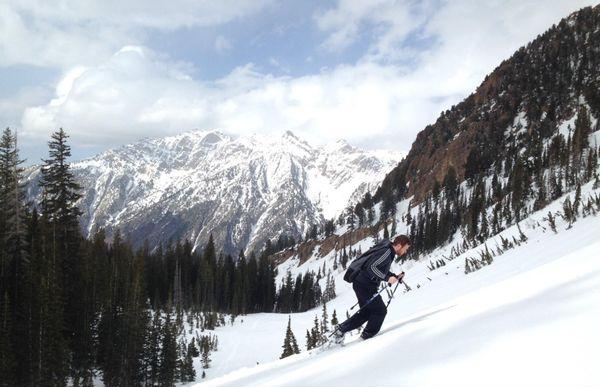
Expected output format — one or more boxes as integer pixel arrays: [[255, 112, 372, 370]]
[[334, 235, 411, 344]]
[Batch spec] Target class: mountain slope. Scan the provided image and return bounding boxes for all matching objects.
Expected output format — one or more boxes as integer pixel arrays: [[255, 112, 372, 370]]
[[194, 184, 600, 386], [24, 130, 403, 254], [372, 5, 600, 205]]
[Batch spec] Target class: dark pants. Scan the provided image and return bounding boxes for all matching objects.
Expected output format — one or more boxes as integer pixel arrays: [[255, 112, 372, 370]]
[[339, 281, 387, 339]]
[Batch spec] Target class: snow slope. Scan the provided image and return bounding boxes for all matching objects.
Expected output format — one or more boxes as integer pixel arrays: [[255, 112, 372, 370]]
[[191, 189, 600, 386]]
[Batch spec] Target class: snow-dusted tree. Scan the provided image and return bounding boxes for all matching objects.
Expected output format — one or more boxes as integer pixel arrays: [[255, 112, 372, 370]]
[[280, 316, 300, 359], [331, 309, 339, 327], [321, 302, 329, 333]]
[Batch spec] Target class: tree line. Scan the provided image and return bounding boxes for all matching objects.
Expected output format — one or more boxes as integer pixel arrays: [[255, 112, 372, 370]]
[[0, 127, 331, 386]]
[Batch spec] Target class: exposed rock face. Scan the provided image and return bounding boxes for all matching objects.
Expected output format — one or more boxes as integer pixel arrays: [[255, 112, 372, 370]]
[[375, 5, 600, 203]]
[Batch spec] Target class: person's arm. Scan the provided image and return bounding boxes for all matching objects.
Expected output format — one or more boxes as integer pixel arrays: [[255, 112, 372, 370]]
[[368, 248, 393, 281]]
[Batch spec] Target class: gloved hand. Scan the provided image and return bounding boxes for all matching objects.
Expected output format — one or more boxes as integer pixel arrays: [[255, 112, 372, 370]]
[[387, 271, 406, 285]]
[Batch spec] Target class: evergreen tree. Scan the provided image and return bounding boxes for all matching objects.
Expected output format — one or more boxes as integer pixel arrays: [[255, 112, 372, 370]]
[[305, 329, 314, 350], [0, 292, 14, 386], [0, 128, 28, 385], [39, 128, 85, 383], [321, 302, 329, 333], [177, 337, 196, 383], [331, 309, 339, 327], [159, 311, 178, 386], [572, 105, 591, 158], [280, 316, 300, 359], [146, 312, 162, 385], [443, 166, 458, 201], [311, 315, 322, 347]]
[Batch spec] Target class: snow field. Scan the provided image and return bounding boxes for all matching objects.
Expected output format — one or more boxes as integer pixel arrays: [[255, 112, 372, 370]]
[[199, 212, 600, 386], [188, 183, 600, 386]]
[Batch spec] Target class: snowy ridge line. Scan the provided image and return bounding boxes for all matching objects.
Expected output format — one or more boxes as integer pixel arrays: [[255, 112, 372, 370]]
[[23, 129, 405, 254]]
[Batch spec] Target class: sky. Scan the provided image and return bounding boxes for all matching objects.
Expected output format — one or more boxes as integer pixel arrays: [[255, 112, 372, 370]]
[[0, 0, 596, 164]]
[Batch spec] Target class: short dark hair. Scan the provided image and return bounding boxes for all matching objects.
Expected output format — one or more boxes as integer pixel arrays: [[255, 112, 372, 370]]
[[392, 234, 411, 246]]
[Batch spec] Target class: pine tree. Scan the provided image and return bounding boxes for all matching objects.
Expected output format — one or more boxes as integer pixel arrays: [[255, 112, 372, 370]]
[[280, 316, 300, 359], [572, 105, 591, 158], [0, 128, 28, 385], [306, 329, 314, 350], [443, 166, 458, 200], [510, 156, 528, 221], [340, 247, 348, 269], [0, 292, 14, 386], [188, 337, 200, 358], [199, 234, 216, 309], [201, 343, 211, 369], [547, 212, 557, 233], [39, 128, 84, 383], [159, 311, 178, 386], [311, 315, 323, 346], [177, 337, 196, 383], [563, 197, 575, 227], [146, 312, 162, 384], [346, 207, 356, 230], [573, 183, 582, 215], [331, 309, 339, 327], [321, 302, 329, 333]]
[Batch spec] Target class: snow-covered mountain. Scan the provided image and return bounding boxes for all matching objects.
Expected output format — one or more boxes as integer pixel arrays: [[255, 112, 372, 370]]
[[24, 129, 404, 254]]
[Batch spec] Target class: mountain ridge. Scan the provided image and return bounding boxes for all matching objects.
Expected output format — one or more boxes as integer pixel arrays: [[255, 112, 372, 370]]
[[24, 129, 405, 255]]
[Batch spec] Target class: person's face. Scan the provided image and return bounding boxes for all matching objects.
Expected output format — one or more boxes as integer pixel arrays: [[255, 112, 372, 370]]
[[393, 243, 410, 256]]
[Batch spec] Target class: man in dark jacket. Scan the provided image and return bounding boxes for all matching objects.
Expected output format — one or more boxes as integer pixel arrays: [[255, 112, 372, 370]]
[[334, 235, 411, 343]]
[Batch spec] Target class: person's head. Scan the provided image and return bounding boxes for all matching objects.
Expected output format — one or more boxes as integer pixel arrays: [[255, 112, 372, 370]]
[[391, 235, 411, 256]]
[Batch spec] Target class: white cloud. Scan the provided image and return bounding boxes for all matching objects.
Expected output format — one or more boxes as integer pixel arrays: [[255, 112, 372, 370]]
[[316, 0, 596, 65], [19, 45, 458, 152], [315, 0, 432, 55], [0, 0, 273, 68], [16, 1, 600, 159], [21, 46, 208, 145]]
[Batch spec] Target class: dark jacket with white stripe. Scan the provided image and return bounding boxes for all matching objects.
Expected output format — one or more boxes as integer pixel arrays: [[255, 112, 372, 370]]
[[355, 240, 397, 288]]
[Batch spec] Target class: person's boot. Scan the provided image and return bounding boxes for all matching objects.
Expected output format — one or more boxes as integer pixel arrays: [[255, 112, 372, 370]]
[[360, 331, 374, 340]]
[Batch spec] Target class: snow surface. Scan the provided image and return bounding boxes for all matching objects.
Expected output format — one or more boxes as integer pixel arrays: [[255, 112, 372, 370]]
[[188, 185, 600, 387]]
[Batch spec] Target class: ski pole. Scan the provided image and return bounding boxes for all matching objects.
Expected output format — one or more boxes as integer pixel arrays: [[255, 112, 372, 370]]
[[385, 281, 400, 309], [384, 272, 410, 309], [384, 283, 393, 300], [349, 282, 391, 310]]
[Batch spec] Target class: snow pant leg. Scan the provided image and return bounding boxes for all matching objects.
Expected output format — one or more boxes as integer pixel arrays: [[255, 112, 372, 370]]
[[361, 295, 387, 339], [339, 282, 377, 333]]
